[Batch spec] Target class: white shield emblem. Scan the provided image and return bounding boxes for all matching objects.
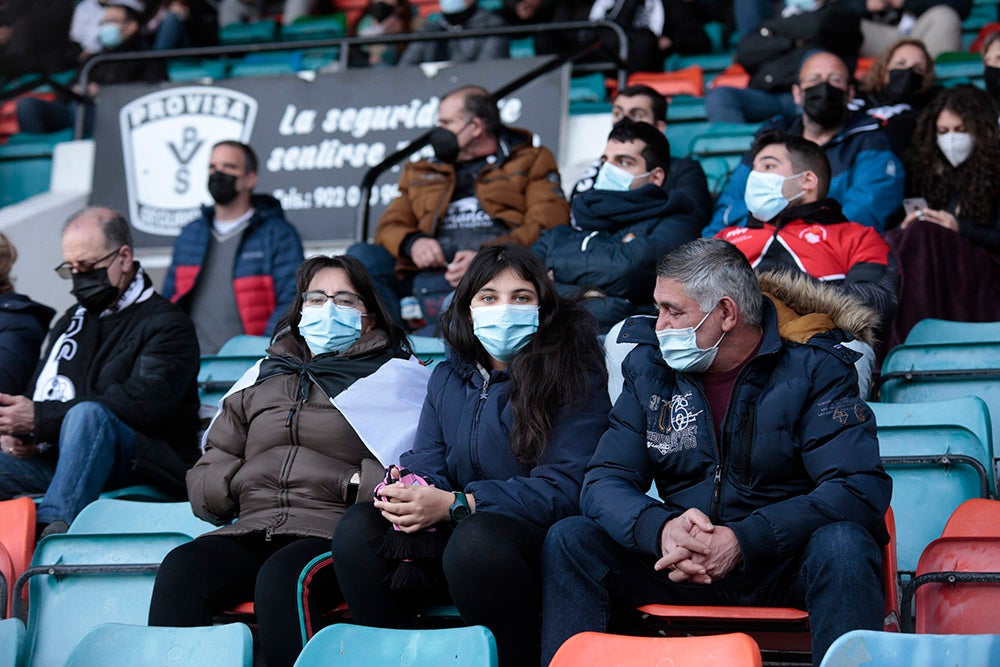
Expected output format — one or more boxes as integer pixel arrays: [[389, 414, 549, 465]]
[[119, 86, 258, 236]]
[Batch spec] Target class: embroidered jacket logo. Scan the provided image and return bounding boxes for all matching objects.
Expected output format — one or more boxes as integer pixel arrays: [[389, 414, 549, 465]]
[[647, 392, 703, 455]]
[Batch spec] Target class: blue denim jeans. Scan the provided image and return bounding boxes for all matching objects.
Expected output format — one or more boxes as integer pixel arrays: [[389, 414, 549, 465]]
[[541, 516, 884, 667], [0, 401, 136, 523], [705, 86, 798, 124]]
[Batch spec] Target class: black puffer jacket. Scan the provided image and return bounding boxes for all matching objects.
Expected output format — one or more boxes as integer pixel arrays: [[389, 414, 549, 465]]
[[0, 292, 54, 395]]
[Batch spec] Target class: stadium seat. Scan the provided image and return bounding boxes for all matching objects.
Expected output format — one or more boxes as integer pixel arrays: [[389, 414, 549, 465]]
[[281, 13, 347, 41], [229, 51, 304, 77], [98, 484, 177, 502], [0, 618, 24, 667], [666, 120, 713, 158], [820, 630, 1000, 667], [666, 52, 734, 76], [902, 536, 1000, 634], [17, 532, 190, 667], [709, 63, 751, 90], [550, 631, 762, 667], [942, 498, 1000, 538], [905, 318, 1000, 345], [509, 37, 535, 59], [934, 51, 985, 86], [69, 499, 217, 538], [868, 397, 993, 575], [64, 622, 253, 667], [666, 96, 708, 122], [627, 67, 706, 98], [688, 123, 761, 158], [569, 73, 608, 104], [0, 543, 13, 620], [0, 138, 57, 208], [0, 497, 35, 616], [410, 334, 447, 367], [294, 623, 498, 666], [166, 58, 229, 83], [198, 334, 269, 406], [696, 154, 743, 199], [219, 18, 279, 45]]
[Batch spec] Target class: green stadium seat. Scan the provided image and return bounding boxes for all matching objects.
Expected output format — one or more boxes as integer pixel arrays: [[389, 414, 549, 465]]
[[569, 72, 607, 103], [666, 120, 713, 157], [666, 52, 734, 74], [198, 334, 269, 405], [281, 13, 347, 42], [69, 499, 217, 538], [167, 58, 229, 82], [905, 318, 1000, 345], [820, 631, 1000, 667], [509, 36, 535, 59], [65, 622, 253, 667], [667, 96, 708, 122], [410, 334, 447, 367], [688, 123, 761, 157], [219, 18, 279, 45], [0, 618, 24, 667], [294, 624, 498, 667], [697, 154, 743, 198], [935, 51, 984, 86], [0, 140, 55, 208], [230, 50, 304, 77], [300, 48, 341, 71]]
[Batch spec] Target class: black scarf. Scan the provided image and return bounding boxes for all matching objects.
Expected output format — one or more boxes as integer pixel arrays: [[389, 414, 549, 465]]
[[256, 346, 399, 402]]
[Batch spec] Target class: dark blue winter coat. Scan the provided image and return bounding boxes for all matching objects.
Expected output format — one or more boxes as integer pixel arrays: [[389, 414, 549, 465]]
[[533, 185, 701, 305], [401, 356, 611, 529], [582, 299, 891, 584], [705, 111, 904, 236], [0, 292, 54, 395]]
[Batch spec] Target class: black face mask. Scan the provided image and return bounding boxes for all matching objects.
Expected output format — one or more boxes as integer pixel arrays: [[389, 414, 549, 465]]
[[802, 81, 849, 128], [208, 171, 239, 205], [369, 1, 394, 22], [71, 268, 119, 314], [881, 67, 923, 105], [429, 127, 460, 163], [985, 65, 1000, 95]]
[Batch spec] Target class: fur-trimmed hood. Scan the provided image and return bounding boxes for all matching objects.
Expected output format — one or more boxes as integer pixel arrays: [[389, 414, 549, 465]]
[[758, 269, 879, 346]]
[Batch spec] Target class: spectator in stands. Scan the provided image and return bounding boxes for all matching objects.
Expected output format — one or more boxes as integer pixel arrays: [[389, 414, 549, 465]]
[[842, 0, 969, 58], [706, 0, 862, 124], [716, 131, 898, 392], [981, 30, 1000, 106], [534, 120, 701, 332], [348, 85, 568, 331], [398, 0, 508, 65], [0, 233, 55, 396], [499, 0, 568, 56], [69, 0, 110, 61], [705, 51, 905, 236], [162, 140, 304, 355], [588, 0, 712, 73], [218, 0, 313, 28], [349, 0, 413, 67], [541, 237, 891, 667], [15, 0, 163, 135], [144, 0, 208, 50], [332, 244, 611, 667], [883, 85, 1000, 347], [571, 84, 712, 226], [857, 38, 937, 157], [0, 207, 200, 538], [0, 0, 73, 78], [150, 255, 410, 667]]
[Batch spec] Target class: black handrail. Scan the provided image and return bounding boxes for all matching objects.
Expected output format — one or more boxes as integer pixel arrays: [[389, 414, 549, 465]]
[[75, 19, 629, 138], [0, 73, 88, 105]]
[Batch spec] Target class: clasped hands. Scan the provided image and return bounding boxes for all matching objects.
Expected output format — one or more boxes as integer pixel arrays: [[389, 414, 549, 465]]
[[655, 508, 742, 585], [374, 466, 470, 534], [0, 393, 35, 458]]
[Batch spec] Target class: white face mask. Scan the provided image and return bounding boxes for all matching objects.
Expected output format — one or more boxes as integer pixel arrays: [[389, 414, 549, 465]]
[[744, 170, 806, 222], [656, 307, 726, 373], [937, 131, 974, 167], [594, 162, 651, 192]]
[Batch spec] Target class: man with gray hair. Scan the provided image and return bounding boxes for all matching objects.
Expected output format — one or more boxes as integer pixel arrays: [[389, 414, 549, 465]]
[[541, 238, 892, 666], [0, 207, 201, 538]]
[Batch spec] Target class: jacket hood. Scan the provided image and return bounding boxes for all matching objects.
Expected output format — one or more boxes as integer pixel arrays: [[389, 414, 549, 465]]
[[0, 292, 56, 329], [571, 185, 688, 232], [758, 269, 878, 345]]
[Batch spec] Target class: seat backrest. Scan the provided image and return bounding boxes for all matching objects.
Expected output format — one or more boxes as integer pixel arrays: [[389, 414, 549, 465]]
[[64, 622, 253, 667], [0, 618, 24, 667], [68, 499, 216, 538], [294, 623, 498, 667], [820, 630, 1000, 667], [0, 542, 14, 619], [550, 632, 762, 667], [24, 532, 190, 667], [869, 397, 993, 574], [912, 536, 1000, 634], [905, 319, 1000, 345], [0, 497, 36, 581], [942, 498, 1000, 538]]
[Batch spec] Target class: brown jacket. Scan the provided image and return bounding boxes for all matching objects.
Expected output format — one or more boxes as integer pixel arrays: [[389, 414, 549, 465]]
[[186, 331, 391, 539], [374, 127, 569, 274]]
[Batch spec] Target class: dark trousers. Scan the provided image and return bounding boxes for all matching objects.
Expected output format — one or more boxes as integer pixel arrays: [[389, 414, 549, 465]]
[[332, 502, 547, 667], [541, 516, 884, 667], [148, 534, 336, 667]]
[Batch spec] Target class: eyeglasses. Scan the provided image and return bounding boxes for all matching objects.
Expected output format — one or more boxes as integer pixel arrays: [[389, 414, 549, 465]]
[[302, 290, 365, 310], [55, 246, 122, 280]]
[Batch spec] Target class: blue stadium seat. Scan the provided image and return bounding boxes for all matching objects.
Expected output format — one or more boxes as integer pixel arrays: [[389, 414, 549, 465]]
[[294, 624, 498, 666], [868, 398, 993, 576], [198, 334, 269, 405], [18, 532, 190, 667], [167, 59, 229, 83], [821, 630, 1000, 667], [0, 140, 55, 208], [666, 96, 708, 122], [69, 499, 217, 538], [280, 13, 347, 41], [905, 319, 1000, 345], [219, 18, 278, 45], [666, 121, 713, 158], [65, 622, 253, 667], [0, 618, 24, 667], [229, 51, 304, 78], [410, 334, 446, 367]]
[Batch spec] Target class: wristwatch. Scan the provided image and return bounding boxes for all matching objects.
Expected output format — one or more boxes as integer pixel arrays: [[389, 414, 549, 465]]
[[449, 491, 471, 523]]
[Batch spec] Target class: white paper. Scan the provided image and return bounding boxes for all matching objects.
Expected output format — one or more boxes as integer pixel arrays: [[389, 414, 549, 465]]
[[333, 356, 432, 467]]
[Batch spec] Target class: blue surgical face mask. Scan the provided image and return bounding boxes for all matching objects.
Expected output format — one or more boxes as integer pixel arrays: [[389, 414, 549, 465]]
[[471, 304, 539, 363], [744, 170, 806, 222], [656, 306, 725, 373], [97, 23, 124, 49], [785, 0, 819, 12], [299, 302, 363, 356], [439, 0, 467, 13], [594, 162, 650, 192]]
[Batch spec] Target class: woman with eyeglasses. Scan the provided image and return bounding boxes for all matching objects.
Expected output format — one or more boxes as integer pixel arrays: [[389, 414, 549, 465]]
[[331, 244, 611, 667], [148, 255, 410, 667]]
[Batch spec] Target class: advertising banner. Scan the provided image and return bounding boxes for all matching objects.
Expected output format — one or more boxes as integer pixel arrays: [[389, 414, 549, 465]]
[[90, 57, 568, 249]]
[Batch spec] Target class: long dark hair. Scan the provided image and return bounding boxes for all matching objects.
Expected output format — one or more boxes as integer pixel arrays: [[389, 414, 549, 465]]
[[274, 254, 410, 355], [440, 244, 607, 465], [908, 85, 1000, 229], [860, 38, 935, 97]]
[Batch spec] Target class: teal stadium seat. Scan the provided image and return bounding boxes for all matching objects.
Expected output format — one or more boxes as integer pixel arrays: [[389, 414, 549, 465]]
[[509, 37, 535, 59], [666, 96, 708, 122], [198, 334, 269, 406], [281, 13, 347, 42], [868, 398, 993, 577], [820, 630, 1000, 667], [0, 139, 56, 208], [410, 334, 447, 367], [229, 51, 304, 77], [0, 618, 24, 667], [934, 51, 984, 87], [69, 499, 217, 538], [167, 59, 229, 83], [18, 532, 190, 667], [905, 318, 1000, 345], [219, 18, 279, 45], [294, 623, 498, 667], [64, 622, 253, 667]]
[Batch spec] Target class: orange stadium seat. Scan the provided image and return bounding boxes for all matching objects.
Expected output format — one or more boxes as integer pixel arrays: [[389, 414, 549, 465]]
[[709, 63, 750, 90], [550, 632, 762, 667]]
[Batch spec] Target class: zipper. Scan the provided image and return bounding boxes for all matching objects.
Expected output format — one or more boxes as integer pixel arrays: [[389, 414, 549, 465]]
[[428, 172, 455, 236], [706, 360, 756, 524], [272, 370, 309, 539], [469, 366, 491, 478]]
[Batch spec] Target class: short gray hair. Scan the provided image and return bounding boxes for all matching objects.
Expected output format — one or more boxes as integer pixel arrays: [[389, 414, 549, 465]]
[[656, 238, 763, 326], [63, 206, 133, 250]]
